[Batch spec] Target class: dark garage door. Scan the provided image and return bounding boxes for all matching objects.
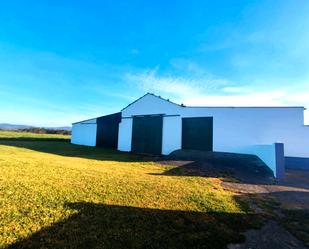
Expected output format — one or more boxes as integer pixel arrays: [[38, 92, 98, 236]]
[[182, 117, 213, 151], [132, 115, 163, 154], [96, 123, 119, 148], [96, 112, 121, 149]]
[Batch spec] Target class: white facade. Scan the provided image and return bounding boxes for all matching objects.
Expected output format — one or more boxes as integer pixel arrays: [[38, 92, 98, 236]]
[[119, 94, 309, 156], [117, 93, 309, 175], [71, 118, 97, 146], [162, 116, 182, 155], [71, 93, 309, 176], [117, 118, 133, 152]]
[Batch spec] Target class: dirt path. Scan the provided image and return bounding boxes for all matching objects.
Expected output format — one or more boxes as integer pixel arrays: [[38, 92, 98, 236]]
[[222, 169, 309, 210], [228, 220, 307, 249], [224, 169, 309, 249]]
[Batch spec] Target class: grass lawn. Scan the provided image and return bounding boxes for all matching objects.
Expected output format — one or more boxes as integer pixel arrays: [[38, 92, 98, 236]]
[[0, 130, 70, 141], [0, 131, 260, 249]]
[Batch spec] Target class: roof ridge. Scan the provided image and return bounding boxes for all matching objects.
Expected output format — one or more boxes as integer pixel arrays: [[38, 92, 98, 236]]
[[121, 93, 181, 111]]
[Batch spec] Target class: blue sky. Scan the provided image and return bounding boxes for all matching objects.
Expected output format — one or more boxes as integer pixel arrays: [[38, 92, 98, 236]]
[[0, 0, 309, 126]]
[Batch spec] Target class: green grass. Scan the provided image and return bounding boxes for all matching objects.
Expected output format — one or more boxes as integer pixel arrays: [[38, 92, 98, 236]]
[[0, 131, 259, 249], [0, 130, 70, 141]]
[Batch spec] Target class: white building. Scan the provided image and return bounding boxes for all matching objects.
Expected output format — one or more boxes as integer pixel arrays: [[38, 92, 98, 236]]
[[72, 93, 309, 177]]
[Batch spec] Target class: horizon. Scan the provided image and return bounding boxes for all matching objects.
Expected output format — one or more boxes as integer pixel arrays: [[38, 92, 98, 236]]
[[0, 122, 71, 128], [1, 0, 309, 126]]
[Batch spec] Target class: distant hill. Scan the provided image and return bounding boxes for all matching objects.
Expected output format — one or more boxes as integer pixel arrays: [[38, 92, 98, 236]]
[[45, 126, 72, 131], [0, 123, 71, 131], [0, 123, 35, 130]]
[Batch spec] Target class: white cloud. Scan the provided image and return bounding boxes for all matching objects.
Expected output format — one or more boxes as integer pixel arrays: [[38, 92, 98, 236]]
[[125, 68, 230, 99], [221, 86, 248, 93], [169, 58, 207, 75], [126, 68, 309, 124]]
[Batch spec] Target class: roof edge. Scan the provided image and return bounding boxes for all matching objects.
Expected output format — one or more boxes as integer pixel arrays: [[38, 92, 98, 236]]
[[72, 112, 121, 125], [121, 93, 305, 110], [185, 106, 305, 109], [121, 92, 181, 112], [72, 117, 97, 125]]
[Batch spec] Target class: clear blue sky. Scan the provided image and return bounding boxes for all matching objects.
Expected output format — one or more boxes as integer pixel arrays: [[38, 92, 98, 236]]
[[0, 0, 308, 126]]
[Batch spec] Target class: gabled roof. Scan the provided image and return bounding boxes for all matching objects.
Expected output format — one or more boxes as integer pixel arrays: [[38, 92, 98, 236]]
[[73, 93, 305, 125], [121, 93, 305, 111], [72, 112, 121, 125], [121, 93, 182, 111], [72, 117, 97, 125]]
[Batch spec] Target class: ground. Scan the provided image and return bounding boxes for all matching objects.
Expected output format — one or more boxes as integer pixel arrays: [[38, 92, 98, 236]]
[[162, 150, 309, 249], [0, 131, 258, 249], [225, 169, 309, 249], [0, 131, 308, 249]]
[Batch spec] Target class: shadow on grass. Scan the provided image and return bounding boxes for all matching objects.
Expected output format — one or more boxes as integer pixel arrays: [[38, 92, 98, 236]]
[[0, 138, 275, 183], [7, 201, 261, 249], [0, 139, 155, 163], [5, 191, 309, 249]]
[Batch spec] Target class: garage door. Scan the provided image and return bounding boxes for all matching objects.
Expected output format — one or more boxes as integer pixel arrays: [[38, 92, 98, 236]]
[[131, 115, 163, 154], [182, 117, 213, 151], [96, 123, 119, 148], [96, 112, 121, 149]]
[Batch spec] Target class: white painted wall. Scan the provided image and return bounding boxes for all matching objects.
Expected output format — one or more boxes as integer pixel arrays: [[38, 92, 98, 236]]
[[162, 116, 182, 155], [120, 94, 309, 163], [122, 94, 180, 116], [117, 118, 133, 152], [274, 125, 309, 157], [71, 119, 97, 146], [69, 93, 309, 177]]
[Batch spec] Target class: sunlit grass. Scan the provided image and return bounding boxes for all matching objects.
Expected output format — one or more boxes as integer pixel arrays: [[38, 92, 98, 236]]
[[0, 132, 258, 248], [0, 130, 70, 140]]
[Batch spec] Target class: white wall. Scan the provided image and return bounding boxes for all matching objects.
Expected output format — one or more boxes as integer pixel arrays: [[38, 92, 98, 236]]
[[162, 116, 182, 155], [274, 125, 309, 157], [71, 121, 97, 147], [122, 94, 180, 117], [181, 107, 306, 157], [117, 118, 133, 152], [117, 116, 182, 155], [119, 93, 309, 170]]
